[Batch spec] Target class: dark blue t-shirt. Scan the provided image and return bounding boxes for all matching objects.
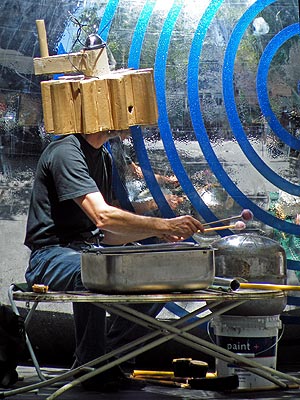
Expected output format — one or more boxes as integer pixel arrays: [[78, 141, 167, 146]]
[[25, 134, 113, 250]]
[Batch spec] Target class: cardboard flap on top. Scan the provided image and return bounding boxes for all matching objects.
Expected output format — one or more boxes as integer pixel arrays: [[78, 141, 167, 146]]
[[41, 69, 158, 135]]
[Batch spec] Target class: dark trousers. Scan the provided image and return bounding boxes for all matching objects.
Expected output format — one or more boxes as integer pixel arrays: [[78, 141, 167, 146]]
[[25, 244, 163, 365]]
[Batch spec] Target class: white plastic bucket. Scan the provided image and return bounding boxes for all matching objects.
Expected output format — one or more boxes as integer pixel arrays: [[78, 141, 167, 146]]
[[211, 315, 282, 390]]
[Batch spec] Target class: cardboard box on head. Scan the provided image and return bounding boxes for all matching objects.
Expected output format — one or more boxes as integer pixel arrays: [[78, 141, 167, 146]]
[[35, 20, 158, 135]]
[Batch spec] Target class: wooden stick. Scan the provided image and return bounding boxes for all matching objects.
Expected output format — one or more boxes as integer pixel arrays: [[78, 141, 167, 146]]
[[133, 370, 174, 378], [36, 20, 49, 57], [240, 282, 300, 291], [203, 224, 238, 232]]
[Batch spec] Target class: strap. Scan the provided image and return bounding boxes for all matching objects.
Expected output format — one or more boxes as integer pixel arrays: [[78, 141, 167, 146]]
[[11, 283, 31, 292]]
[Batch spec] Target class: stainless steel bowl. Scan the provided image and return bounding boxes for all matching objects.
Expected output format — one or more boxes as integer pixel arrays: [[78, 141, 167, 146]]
[[81, 242, 215, 293], [212, 233, 287, 315]]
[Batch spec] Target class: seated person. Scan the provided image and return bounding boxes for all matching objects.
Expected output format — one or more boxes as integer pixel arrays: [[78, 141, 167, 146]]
[[24, 129, 204, 392]]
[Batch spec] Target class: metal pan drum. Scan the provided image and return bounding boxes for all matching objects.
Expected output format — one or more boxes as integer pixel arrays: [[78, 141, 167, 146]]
[[81, 242, 215, 294]]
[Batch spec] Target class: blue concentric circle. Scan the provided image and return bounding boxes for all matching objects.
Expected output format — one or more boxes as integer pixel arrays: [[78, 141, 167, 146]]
[[223, 1, 300, 196], [257, 23, 300, 150], [123, 0, 223, 227], [98, 0, 300, 235], [188, 0, 300, 234], [153, 0, 222, 225]]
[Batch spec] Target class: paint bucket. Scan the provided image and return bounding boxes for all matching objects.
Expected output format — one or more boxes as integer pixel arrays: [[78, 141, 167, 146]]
[[211, 315, 282, 390]]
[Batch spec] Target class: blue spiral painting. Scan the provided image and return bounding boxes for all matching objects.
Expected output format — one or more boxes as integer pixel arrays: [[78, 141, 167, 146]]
[[94, 3, 299, 218], [60, 0, 300, 302]]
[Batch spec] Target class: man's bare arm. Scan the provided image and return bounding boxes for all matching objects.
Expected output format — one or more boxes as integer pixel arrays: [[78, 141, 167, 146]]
[[74, 191, 204, 245]]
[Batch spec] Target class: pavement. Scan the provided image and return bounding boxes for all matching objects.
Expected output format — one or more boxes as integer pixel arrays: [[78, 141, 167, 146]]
[[1, 365, 300, 400]]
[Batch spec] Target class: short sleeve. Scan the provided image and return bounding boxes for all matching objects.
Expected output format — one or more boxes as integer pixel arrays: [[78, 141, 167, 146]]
[[49, 140, 98, 202]]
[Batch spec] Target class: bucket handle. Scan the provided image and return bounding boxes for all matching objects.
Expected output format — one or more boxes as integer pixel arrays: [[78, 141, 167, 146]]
[[207, 319, 284, 357]]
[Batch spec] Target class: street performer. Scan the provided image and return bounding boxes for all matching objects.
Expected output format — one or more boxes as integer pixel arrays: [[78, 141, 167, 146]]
[[24, 130, 204, 391]]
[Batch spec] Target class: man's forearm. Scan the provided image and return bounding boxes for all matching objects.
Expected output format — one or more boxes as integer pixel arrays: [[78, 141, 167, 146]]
[[75, 191, 203, 244]]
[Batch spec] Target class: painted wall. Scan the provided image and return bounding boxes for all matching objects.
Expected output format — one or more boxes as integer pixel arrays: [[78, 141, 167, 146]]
[[1, 0, 300, 306]]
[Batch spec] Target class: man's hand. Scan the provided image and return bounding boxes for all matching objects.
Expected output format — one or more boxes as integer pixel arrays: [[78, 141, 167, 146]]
[[159, 215, 204, 242], [75, 192, 204, 245]]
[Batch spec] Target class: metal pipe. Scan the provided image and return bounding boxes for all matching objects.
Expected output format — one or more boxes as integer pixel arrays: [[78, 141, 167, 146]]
[[212, 277, 241, 291]]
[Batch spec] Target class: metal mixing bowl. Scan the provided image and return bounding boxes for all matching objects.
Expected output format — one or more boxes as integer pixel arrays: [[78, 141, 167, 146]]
[[212, 233, 287, 315]]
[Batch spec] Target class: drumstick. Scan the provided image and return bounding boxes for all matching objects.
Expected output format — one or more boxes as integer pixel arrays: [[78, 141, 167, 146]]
[[202, 209, 253, 227], [201, 220, 246, 233], [239, 282, 300, 291]]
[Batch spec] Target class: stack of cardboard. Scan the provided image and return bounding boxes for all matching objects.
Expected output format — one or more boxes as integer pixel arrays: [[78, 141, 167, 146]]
[[40, 68, 158, 134], [34, 20, 158, 135]]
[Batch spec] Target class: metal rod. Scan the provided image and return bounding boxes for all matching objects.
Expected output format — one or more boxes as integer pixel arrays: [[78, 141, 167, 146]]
[[101, 304, 291, 388], [0, 300, 223, 398], [47, 300, 247, 399], [202, 209, 253, 227], [111, 304, 300, 386], [202, 214, 242, 227]]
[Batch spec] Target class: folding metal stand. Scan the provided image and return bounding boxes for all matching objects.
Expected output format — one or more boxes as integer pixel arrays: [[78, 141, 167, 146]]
[[3, 287, 300, 399]]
